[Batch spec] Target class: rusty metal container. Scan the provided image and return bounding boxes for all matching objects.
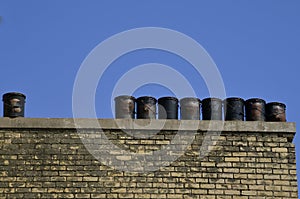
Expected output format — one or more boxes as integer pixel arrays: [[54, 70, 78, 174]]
[[180, 97, 201, 120], [201, 98, 222, 120], [223, 97, 245, 121], [245, 98, 266, 121], [266, 102, 286, 122], [136, 96, 157, 119], [158, 97, 178, 119], [114, 95, 135, 119], [2, 92, 26, 118]]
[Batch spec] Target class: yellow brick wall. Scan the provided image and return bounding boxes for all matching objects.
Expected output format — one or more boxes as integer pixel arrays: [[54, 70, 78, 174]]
[[0, 126, 297, 199]]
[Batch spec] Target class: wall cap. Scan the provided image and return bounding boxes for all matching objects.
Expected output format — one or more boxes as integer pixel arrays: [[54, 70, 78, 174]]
[[0, 118, 296, 133]]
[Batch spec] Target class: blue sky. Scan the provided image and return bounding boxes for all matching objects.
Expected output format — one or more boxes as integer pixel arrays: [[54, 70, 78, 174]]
[[1, 0, 300, 192]]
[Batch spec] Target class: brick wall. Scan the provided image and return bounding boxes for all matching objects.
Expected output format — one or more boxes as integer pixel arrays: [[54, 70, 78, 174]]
[[0, 118, 298, 198]]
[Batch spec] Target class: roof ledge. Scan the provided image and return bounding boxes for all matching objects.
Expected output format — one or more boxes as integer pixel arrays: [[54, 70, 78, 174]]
[[0, 118, 295, 133]]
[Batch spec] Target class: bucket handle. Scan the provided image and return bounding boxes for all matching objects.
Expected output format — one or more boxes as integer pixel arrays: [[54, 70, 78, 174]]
[[3, 102, 21, 108], [141, 100, 157, 115], [250, 107, 265, 116]]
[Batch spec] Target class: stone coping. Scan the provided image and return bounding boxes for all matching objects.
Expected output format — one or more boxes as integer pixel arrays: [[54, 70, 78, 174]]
[[0, 118, 295, 133]]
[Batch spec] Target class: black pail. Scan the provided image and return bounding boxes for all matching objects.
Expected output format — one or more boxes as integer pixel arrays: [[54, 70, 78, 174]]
[[201, 98, 222, 120], [180, 97, 200, 120], [3, 92, 26, 118], [136, 96, 157, 119], [158, 97, 178, 119], [245, 98, 266, 121], [266, 102, 286, 122], [223, 97, 245, 121], [114, 95, 135, 119]]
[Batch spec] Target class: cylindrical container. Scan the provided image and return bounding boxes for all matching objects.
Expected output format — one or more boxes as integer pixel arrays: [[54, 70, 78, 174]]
[[136, 96, 157, 119], [266, 102, 286, 122], [158, 97, 179, 119], [223, 97, 245, 121], [114, 95, 136, 119], [201, 98, 222, 120], [3, 92, 26, 118], [180, 97, 201, 120], [245, 98, 266, 121]]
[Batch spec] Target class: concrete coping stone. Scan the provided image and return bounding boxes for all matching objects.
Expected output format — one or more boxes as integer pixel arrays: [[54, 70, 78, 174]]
[[0, 118, 295, 133]]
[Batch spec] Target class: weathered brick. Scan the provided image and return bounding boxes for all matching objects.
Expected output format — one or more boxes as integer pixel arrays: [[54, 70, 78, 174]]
[[82, 177, 98, 181], [225, 157, 239, 162], [241, 179, 256, 184], [274, 191, 291, 197], [208, 189, 224, 194], [242, 190, 257, 195], [223, 168, 239, 173], [272, 147, 288, 153], [224, 190, 240, 195], [240, 168, 255, 173], [200, 184, 215, 189]]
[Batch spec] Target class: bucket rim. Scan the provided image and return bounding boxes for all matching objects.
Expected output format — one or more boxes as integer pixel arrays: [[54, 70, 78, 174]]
[[245, 98, 266, 104], [180, 97, 201, 103], [114, 95, 136, 101], [202, 97, 222, 102], [223, 97, 245, 102], [136, 96, 157, 103], [2, 92, 26, 100], [266, 102, 286, 108], [158, 96, 179, 102]]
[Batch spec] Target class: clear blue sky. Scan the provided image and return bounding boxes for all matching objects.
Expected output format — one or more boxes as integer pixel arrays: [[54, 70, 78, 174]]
[[1, 0, 300, 192]]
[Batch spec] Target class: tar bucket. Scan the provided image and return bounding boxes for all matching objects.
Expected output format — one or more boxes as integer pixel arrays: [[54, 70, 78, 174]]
[[201, 98, 222, 120], [245, 98, 266, 121], [158, 97, 179, 119], [136, 96, 157, 119], [114, 95, 136, 119], [2, 92, 26, 118], [223, 97, 245, 121], [266, 102, 286, 122], [180, 97, 201, 120]]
